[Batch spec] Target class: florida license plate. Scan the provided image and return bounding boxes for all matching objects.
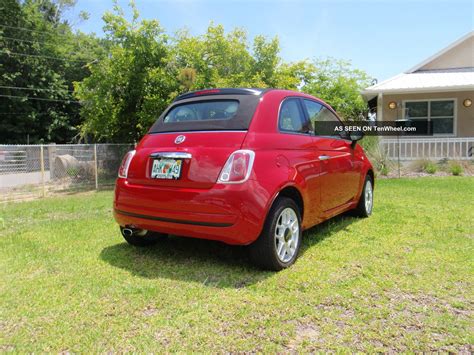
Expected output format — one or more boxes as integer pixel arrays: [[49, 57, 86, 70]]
[[151, 159, 182, 179]]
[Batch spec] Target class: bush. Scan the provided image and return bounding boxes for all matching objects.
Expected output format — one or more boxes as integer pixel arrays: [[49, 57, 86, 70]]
[[424, 161, 438, 174], [362, 136, 394, 176], [379, 165, 390, 176], [409, 159, 425, 173], [66, 167, 79, 177], [449, 162, 463, 176], [65, 162, 94, 181], [410, 159, 438, 174], [359, 135, 379, 153]]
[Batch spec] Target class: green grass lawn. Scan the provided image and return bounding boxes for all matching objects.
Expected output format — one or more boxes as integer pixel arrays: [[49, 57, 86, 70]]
[[1, 177, 473, 352]]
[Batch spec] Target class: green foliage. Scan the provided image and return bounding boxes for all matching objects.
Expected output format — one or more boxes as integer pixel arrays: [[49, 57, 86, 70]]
[[449, 161, 463, 176], [75, 3, 372, 142], [75, 5, 317, 143], [361, 136, 393, 176], [0, 0, 105, 143], [301, 58, 373, 121], [424, 161, 438, 174], [75, 3, 177, 143], [359, 135, 379, 153], [171, 25, 287, 90], [379, 165, 390, 176], [66, 166, 79, 176], [410, 159, 439, 174], [1, 1, 372, 143]]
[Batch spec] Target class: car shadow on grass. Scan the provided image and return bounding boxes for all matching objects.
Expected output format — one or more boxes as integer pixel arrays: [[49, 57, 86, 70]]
[[99, 213, 359, 289]]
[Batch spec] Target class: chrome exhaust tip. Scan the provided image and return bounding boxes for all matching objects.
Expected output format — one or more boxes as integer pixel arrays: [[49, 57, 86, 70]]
[[121, 227, 148, 237], [122, 228, 134, 237]]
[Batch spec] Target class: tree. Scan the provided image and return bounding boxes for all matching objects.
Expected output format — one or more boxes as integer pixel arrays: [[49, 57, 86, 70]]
[[1, 1, 373, 143], [0, 0, 104, 143], [171, 24, 285, 90], [75, 4, 373, 143], [75, 14, 294, 142], [302, 58, 373, 121], [75, 3, 177, 143]]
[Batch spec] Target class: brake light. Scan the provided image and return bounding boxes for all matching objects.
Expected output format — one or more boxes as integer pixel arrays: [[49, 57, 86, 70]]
[[194, 89, 220, 96], [217, 150, 255, 184], [118, 150, 136, 178]]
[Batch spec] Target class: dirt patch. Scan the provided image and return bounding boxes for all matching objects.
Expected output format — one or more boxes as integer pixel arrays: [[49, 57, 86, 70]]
[[142, 306, 159, 317], [286, 323, 321, 350], [385, 290, 473, 319], [286, 302, 357, 351], [0, 344, 15, 352], [379, 171, 474, 179], [286, 290, 472, 351]]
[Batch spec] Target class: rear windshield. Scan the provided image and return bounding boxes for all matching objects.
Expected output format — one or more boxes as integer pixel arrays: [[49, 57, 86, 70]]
[[163, 100, 239, 123], [149, 94, 261, 133]]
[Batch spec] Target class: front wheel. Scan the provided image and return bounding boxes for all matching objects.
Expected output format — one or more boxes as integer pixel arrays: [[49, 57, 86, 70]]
[[353, 176, 374, 217], [120, 227, 166, 247], [249, 197, 302, 271]]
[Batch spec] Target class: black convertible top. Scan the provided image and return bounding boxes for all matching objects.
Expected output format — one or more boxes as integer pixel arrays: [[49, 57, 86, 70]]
[[149, 89, 270, 133], [173, 88, 270, 102]]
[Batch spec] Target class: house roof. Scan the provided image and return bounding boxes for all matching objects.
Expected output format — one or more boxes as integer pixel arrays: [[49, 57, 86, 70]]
[[362, 31, 474, 97], [406, 31, 474, 73], [362, 68, 474, 95]]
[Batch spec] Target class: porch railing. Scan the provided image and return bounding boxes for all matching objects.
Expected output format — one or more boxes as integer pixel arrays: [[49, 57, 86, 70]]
[[380, 137, 474, 161]]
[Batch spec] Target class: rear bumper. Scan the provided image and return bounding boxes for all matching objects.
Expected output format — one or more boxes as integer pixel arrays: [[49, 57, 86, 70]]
[[113, 178, 271, 245]]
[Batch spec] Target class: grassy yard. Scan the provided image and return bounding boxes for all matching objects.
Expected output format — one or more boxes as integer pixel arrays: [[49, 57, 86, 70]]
[[1, 177, 473, 352]]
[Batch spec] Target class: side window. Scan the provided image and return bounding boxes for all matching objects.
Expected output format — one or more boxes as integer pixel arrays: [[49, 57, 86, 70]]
[[303, 99, 346, 138], [278, 99, 307, 133]]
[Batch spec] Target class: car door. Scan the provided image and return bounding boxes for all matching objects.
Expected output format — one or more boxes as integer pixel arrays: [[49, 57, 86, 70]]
[[302, 99, 360, 212], [275, 98, 321, 223]]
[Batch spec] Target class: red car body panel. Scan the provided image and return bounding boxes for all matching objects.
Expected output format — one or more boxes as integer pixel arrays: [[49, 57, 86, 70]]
[[128, 131, 247, 189], [114, 89, 373, 245]]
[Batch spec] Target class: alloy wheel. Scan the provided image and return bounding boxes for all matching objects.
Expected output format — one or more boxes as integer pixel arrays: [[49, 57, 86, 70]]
[[274, 207, 300, 263], [365, 180, 373, 214]]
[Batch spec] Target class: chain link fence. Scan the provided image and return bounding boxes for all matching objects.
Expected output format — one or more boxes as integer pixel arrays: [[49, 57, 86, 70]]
[[0, 144, 134, 202]]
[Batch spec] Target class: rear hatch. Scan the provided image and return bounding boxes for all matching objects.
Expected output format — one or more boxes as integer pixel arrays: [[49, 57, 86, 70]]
[[127, 90, 264, 189], [128, 131, 247, 189]]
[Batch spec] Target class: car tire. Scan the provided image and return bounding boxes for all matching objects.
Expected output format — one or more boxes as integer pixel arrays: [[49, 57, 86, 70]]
[[120, 227, 166, 247], [249, 197, 302, 271], [353, 175, 374, 217]]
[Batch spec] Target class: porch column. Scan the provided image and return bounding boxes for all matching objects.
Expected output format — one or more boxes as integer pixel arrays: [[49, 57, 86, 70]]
[[377, 93, 383, 121]]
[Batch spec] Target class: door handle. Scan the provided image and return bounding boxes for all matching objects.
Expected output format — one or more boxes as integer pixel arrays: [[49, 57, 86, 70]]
[[319, 155, 330, 161]]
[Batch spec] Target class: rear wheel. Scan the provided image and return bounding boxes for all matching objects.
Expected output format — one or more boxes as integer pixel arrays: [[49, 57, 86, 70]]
[[249, 197, 302, 271], [120, 227, 166, 247], [353, 175, 374, 217]]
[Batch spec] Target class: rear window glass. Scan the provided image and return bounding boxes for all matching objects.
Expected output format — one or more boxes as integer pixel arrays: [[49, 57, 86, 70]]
[[149, 94, 262, 133], [163, 100, 239, 123]]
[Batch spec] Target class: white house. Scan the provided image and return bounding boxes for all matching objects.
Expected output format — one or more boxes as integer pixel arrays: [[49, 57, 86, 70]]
[[362, 31, 474, 160]]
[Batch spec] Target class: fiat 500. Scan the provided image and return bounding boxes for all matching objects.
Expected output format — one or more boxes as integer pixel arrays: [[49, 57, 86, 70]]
[[114, 88, 374, 270]]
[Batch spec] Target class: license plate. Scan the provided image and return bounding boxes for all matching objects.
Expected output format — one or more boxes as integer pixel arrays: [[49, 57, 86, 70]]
[[151, 159, 182, 179]]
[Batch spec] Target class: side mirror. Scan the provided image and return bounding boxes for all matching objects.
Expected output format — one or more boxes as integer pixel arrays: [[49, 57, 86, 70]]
[[349, 131, 364, 148], [338, 130, 350, 140]]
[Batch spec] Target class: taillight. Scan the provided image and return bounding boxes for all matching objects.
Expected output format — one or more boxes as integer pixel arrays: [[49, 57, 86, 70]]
[[118, 150, 136, 178], [217, 150, 255, 184]]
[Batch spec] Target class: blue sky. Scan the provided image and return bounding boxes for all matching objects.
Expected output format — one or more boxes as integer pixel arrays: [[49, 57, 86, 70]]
[[67, 0, 474, 81]]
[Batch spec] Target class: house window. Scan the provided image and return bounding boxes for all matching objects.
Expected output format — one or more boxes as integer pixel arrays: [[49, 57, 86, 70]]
[[405, 99, 455, 135]]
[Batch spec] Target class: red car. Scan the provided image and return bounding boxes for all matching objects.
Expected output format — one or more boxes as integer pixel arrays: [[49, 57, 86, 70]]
[[114, 88, 374, 270]]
